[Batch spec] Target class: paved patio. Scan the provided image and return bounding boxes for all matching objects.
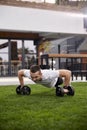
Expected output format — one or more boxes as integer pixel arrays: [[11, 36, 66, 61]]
[[0, 76, 86, 86], [0, 77, 35, 86]]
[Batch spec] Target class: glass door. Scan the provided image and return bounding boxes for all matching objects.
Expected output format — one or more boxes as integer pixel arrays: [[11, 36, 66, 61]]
[[0, 39, 9, 76], [0, 39, 36, 76]]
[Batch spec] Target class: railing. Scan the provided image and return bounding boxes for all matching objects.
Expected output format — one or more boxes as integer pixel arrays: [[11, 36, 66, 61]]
[[0, 60, 36, 77], [56, 0, 87, 6], [40, 54, 87, 81], [0, 60, 21, 76]]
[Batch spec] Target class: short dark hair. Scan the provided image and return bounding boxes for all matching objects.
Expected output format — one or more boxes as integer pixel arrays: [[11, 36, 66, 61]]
[[30, 65, 40, 73]]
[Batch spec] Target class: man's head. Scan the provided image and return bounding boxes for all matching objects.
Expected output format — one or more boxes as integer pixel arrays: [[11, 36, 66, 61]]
[[30, 65, 42, 82]]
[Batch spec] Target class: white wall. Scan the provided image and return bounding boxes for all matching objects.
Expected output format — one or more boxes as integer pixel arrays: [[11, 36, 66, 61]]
[[0, 5, 87, 34]]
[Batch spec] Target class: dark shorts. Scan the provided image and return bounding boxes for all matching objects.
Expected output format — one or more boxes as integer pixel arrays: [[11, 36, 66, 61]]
[[55, 78, 59, 87], [55, 77, 63, 87]]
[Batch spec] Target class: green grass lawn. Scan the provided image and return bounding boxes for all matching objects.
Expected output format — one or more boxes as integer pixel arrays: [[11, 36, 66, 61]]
[[0, 82, 87, 130]]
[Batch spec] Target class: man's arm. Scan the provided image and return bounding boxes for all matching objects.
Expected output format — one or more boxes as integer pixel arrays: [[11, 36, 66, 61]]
[[58, 69, 71, 86], [18, 70, 25, 87]]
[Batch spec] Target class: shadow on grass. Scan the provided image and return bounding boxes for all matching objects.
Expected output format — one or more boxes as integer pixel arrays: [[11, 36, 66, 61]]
[[6, 88, 75, 104]]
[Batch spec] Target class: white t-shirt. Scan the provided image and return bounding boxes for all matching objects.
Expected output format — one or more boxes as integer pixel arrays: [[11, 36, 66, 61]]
[[24, 69, 60, 88]]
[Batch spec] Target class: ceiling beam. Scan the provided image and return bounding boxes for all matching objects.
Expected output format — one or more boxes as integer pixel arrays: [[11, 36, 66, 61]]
[[0, 31, 41, 40]]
